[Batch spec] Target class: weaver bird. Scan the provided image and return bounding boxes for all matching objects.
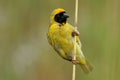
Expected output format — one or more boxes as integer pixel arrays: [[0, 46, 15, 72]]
[[47, 8, 93, 73]]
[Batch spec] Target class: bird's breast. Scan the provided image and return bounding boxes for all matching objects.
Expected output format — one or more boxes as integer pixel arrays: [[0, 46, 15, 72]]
[[52, 24, 74, 52]]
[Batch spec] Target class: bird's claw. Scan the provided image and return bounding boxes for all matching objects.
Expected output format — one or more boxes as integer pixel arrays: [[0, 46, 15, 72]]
[[72, 30, 79, 37], [71, 60, 79, 64]]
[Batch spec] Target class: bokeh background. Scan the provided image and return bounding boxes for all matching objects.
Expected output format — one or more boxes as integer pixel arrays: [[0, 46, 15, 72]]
[[0, 0, 120, 80]]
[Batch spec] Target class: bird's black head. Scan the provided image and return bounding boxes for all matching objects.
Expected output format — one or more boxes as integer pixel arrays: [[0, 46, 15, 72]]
[[54, 12, 69, 24]]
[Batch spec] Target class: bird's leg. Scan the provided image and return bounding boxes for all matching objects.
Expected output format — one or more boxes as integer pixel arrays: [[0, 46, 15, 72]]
[[72, 30, 79, 37], [71, 60, 79, 64]]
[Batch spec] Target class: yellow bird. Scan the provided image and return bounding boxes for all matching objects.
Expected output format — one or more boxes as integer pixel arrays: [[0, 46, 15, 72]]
[[47, 8, 93, 73]]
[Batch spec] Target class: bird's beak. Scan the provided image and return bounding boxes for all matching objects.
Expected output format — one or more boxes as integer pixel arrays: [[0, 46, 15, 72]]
[[63, 13, 69, 18]]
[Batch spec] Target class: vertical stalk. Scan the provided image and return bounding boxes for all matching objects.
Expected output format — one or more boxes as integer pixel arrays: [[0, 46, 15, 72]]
[[72, 0, 78, 80]]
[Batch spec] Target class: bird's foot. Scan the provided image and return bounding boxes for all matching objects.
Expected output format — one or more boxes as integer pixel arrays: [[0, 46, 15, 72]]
[[71, 60, 79, 65], [72, 30, 79, 37]]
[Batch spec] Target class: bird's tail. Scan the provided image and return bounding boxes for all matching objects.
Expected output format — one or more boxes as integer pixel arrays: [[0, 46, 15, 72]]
[[79, 59, 94, 74]]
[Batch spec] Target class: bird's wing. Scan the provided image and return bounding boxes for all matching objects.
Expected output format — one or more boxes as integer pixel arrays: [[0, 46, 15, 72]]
[[71, 28, 81, 48], [76, 36, 82, 48], [47, 24, 54, 46], [47, 33, 52, 45]]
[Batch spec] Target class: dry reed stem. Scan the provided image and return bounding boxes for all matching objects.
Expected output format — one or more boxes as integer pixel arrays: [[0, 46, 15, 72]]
[[72, 0, 78, 80]]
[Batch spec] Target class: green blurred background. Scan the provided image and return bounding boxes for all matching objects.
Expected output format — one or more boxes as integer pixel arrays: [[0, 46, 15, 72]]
[[0, 0, 120, 80]]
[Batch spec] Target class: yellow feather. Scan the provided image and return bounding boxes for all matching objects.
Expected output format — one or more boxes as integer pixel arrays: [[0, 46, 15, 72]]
[[47, 8, 93, 73]]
